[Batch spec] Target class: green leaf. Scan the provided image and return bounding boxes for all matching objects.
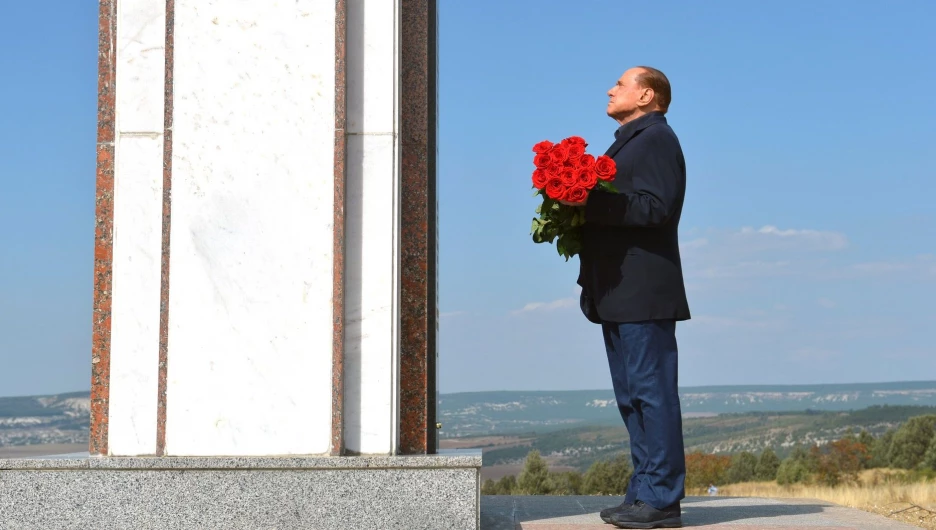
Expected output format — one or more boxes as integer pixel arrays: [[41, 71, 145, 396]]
[[544, 224, 559, 243], [598, 180, 617, 193], [532, 218, 549, 243]]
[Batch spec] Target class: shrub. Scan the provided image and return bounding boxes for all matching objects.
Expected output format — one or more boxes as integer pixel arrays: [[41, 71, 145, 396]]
[[517, 450, 554, 495], [756, 448, 781, 481], [685, 452, 731, 491], [888, 415, 936, 469], [726, 451, 758, 484], [582, 453, 632, 495], [809, 438, 868, 487], [776, 457, 810, 485], [550, 471, 583, 495]]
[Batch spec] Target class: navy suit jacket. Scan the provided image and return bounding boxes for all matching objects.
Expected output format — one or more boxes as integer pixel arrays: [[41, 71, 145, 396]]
[[577, 111, 691, 323]]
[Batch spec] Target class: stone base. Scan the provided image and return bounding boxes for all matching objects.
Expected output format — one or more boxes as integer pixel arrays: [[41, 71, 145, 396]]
[[0, 449, 481, 530]]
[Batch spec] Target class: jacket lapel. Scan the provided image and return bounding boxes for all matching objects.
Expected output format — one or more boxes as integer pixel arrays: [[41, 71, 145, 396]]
[[603, 135, 630, 159], [603, 112, 667, 159]]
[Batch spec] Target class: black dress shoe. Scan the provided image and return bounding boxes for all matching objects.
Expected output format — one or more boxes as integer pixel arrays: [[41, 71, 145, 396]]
[[599, 500, 633, 523], [608, 500, 681, 529]]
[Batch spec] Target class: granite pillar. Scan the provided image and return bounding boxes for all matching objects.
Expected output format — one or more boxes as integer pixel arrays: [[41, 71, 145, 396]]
[[399, 0, 440, 456]]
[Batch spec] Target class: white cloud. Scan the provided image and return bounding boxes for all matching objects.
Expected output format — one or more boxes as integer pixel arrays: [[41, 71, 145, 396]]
[[687, 314, 786, 331], [511, 287, 581, 315], [737, 225, 849, 252], [678, 225, 850, 280], [696, 260, 793, 279], [838, 255, 936, 279], [512, 296, 577, 315], [850, 261, 912, 274]]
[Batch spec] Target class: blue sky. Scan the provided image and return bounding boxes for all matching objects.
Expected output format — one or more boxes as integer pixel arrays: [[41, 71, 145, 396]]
[[1, 1, 934, 397]]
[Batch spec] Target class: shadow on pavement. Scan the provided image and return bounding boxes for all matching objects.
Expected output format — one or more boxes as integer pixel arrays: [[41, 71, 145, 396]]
[[481, 495, 834, 530], [681, 497, 826, 525]]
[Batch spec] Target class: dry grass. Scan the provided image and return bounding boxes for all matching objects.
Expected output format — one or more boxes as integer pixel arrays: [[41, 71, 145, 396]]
[[439, 435, 531, 450], [481, 463, 579, 482], [715, 470, 936, 529]]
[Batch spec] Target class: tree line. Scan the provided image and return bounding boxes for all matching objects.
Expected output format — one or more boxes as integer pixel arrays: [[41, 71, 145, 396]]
[[482, 413, 936, 495]]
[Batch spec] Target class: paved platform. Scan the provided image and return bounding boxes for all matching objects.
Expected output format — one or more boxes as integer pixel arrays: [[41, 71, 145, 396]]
[[481, 495, 920, 529]]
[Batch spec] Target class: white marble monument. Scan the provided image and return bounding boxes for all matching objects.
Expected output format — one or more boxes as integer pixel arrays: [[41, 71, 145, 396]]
[[0, 1, 480, 528]]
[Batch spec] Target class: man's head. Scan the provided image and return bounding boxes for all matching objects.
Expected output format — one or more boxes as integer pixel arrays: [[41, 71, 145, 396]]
[[606, 66, 671, 124]]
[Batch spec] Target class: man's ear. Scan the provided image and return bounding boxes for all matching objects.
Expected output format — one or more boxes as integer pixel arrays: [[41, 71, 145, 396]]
[[639, 87, 655, 106]]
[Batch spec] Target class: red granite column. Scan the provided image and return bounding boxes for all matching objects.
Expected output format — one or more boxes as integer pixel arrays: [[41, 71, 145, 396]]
[[90, 0, 117, 457], [399, 0, 438, 455], [331, 0, 348, 457], [155, 0, 175, 457]]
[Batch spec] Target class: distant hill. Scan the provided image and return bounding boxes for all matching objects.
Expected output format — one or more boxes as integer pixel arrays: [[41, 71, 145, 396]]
[[476, 405, 936, 471], [0, 391, 89, 447], [2, 381, 936, 448], [439, 381, 936, 437]]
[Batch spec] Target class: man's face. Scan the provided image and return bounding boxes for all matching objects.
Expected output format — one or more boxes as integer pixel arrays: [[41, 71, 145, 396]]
[[606, 68, 651, 121]]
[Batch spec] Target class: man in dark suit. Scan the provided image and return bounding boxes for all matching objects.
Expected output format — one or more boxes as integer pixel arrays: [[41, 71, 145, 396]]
[[571, 66, 690, 529]]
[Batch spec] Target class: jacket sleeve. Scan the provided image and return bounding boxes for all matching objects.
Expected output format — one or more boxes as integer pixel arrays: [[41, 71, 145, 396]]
[[584, 131, 683, 228]]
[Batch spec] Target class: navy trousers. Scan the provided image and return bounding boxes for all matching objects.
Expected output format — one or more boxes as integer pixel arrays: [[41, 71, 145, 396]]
[[601, 319, 686, 509]]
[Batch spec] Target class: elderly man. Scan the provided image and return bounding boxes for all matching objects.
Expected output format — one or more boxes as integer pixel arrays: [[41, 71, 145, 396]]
[[573, 66, 690, 529]]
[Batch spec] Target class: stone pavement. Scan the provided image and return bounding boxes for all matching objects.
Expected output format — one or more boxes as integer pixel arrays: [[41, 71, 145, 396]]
[[481, 495, 920, 529]]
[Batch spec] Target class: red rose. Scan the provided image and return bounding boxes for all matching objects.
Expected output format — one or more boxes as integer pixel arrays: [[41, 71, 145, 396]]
[[545, 162, 561, 178], [564, 186, 588, 204], [532, 168, 549, 189], [576, 166, 598, 189], [545, 177, 566, 200], [567, 142, 585, 161], [560, 168, 577, 188], [565, 136, 587, 147], [532, 140, 554, 154], [534, 153, 550, 169], [578, 154, 595, 170], [595, 155, 616, 181], [548, 143, 569, 165]]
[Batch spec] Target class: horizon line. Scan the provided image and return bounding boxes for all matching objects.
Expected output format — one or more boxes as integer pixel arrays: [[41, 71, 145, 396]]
[[6, 379, 936, 401]]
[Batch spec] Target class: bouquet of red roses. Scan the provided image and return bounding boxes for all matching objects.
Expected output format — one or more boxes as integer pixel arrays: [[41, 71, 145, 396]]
[[529, 136, 617, 260]]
